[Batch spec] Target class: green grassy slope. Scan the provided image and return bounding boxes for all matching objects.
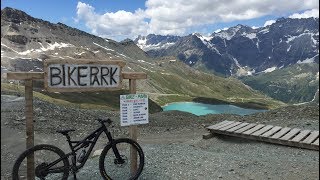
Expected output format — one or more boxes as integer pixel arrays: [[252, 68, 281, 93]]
[[2, 58, 285, 112], [127, 59, 285, 109], [241, 63, 319, 104]]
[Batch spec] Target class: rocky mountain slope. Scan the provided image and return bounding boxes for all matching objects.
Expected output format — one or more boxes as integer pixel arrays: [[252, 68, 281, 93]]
[[135, 17, 319, 104], [135, 17, 319, 77], [241, 63, 319, 103], [1, 7, 283, 108]]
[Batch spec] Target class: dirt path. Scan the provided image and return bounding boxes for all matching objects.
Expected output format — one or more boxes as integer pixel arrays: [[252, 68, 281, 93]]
[[1, 95, 319, 180]]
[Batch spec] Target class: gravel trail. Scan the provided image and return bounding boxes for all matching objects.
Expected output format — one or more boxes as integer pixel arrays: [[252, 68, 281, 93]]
[[1, 95, 319, 180]]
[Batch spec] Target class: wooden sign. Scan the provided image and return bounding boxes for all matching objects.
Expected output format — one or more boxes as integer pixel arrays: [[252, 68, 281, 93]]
[[44, 59, 126, 92], [120, 94, 149, 126]]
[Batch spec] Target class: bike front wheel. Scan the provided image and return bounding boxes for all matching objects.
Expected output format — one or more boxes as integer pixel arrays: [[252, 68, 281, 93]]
[[99, 138, 144, 180], [12, 144, 70, 180]]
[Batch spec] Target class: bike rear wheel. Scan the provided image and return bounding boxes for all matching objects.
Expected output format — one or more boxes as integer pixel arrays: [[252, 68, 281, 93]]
[[12, 144, 70, 180], [99, 138, 144, 180]]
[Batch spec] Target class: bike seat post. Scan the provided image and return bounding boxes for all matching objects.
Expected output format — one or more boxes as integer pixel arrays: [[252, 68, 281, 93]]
[[65, 134, 74, 149]]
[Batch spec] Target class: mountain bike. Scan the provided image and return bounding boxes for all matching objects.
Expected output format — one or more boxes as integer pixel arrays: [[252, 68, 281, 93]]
[[12, 118, 144, 180]]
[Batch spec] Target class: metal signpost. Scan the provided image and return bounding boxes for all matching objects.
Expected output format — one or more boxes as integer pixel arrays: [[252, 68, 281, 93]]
[[7, 59, 147, 179]]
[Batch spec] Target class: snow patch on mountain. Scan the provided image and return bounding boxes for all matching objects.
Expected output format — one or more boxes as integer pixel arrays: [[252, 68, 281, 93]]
[[297, 55, 317, 64], [263, 67, 277, 73], [214, 31, 235, 40], [286, 33, 317, 44], [137, 60, 155, 66], [37, 42, 74, 52], [137, 42, 175, 51], [194, 33, 213, 42], [75, 52, 86, 55], [242, 32, 256, 39], [93, 42, 114, 51], [259, 28, 269, 34], [2, 42, 74, 55]]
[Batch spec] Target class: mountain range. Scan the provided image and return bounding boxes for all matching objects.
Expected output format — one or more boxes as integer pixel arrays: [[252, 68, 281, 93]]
[[134, 18, 319, 77], [134, 17, 319, 103], [1, 7, 283, 109]]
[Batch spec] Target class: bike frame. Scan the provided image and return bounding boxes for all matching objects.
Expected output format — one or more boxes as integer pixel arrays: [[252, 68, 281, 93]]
[[43, 122, 122, 175]]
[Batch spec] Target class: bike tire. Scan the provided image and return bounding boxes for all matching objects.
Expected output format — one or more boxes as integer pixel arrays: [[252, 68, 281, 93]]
[[99, 138, 144, 180], [12, 144, 70, 180]]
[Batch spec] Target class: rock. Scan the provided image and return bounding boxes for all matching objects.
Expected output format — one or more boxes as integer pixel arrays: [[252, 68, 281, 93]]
[[92, 149, 103, 157]]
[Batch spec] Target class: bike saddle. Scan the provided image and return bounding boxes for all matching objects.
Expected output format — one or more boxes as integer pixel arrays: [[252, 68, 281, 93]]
[[56, 129, 75, 135]]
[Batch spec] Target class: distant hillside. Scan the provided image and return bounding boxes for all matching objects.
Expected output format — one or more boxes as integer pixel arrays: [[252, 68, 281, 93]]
[[1, 7, 284, 109], [135, 18, 319, 77], [241, 63, 319, 103], [135, 17, 319, 104]]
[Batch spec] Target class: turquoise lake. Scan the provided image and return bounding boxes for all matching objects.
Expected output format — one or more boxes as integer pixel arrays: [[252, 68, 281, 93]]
[[162, 102, 266, 116]]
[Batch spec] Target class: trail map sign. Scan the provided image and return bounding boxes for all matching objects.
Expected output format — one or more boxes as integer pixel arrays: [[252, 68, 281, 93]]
[[44, 59, 125, 92], [120, 94, 149, 126]]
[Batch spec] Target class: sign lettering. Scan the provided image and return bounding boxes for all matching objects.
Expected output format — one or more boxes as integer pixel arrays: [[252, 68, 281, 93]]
[[44, 59, 125, 92]]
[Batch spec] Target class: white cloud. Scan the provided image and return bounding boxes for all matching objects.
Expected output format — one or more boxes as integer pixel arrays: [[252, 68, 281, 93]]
[[264, 20, 276, 27], [76, 0, 319, 40], [289, 9, 319, 19], [76, 2, 148, 40]]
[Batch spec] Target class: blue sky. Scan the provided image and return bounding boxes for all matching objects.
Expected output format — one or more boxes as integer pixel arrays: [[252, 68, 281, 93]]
[[1, 0, 319, 41]]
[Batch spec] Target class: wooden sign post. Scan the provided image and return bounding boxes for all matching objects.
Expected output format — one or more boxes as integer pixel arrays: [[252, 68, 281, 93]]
[[7, 72, 43, 180], [129, 79, 138, 174], [7, 60, 147, 179], [25, 79, 35, 180], [122, 72, 148, 174]]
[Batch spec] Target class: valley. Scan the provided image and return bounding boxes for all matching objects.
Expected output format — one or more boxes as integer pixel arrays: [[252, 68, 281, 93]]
[[1, 5, 319, 180], [1, 7, 286, 110]]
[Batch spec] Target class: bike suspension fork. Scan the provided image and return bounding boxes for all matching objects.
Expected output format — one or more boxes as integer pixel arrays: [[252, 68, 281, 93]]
[[105, 130, 122, 160]]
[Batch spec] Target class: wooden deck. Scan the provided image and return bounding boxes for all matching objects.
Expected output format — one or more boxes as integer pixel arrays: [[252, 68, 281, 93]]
[[205, 120, 319, 151]]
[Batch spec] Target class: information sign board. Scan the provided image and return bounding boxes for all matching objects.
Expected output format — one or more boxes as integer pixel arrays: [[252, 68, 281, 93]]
[[120, 94, 149, 126]]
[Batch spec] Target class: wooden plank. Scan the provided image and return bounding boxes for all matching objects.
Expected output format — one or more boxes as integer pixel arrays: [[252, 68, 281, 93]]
[[122, 72, 147, 79], [218, 122, 243, 131], [205, 121, 319, 151], [252, 125, 274, 136], [302, 131, 319, 144], [203, 133, 214, 139], [206, 121, 231, 130], [270, 127, 291, 139], [7, 72, 44, 80], [243, 124, 265, 135], [209, 121, 235, 130], [226, 122, 249, 132], [280, 128, 301, 140], [312, 138, 319, 146], [234, 123, 256, 133], [261, 126, 282, 137], [291, 130, 311, 142], [44, 59, 126, 66]]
